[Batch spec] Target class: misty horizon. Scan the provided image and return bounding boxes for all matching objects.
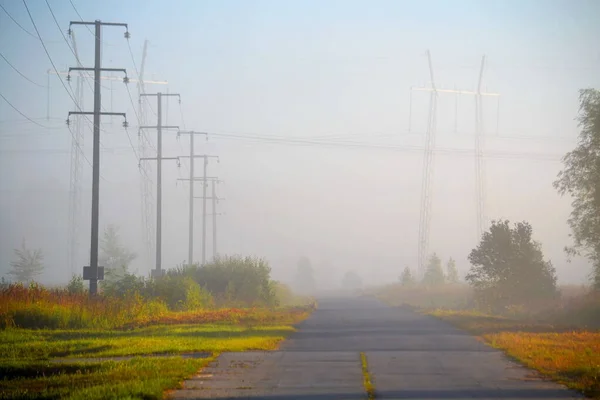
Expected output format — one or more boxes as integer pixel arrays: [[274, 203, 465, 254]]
[[2, 0, 599, 288]]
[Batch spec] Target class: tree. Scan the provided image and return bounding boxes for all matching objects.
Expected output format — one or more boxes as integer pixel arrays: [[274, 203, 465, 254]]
[[341, 270, 362, 290], [294, 256, 316, 294], [422, 253, 445, 286], [554, 89, 600, 289], [466, 220, 557, 311], [9, 240, 44, 283], [446, 258, 459, 284], [399, 266, 415, 286], [99, 224, 137, 284]]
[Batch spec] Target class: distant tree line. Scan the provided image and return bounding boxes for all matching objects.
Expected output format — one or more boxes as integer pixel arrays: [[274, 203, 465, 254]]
[[399, 254, 459, 287]]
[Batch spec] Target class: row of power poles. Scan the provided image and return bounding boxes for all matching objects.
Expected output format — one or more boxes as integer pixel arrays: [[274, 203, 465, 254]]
[[67, 20, 223, 295]]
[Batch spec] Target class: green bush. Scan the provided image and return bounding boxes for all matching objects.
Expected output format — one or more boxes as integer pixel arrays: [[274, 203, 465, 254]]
[[169, 256, 278, 307], [100, 273, 145, 298], [146, 275, 213, 311], [66, 275, 85, 295]]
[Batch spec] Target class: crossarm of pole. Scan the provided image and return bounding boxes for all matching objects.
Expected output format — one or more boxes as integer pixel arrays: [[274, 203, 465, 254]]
[[177, 177, 222, 182], [67, 111, 128, 127], [68, 21, 130, 38], [179, 155, 219, 161], [140, 93, 181, 104], [411, 87, 500, 97], [194, 196, 226, 203], [177, 131, 208, 140], [50, 69, 167, 85], [138, 156, 181, 168], [138, 126, 180, 130], [68, 67, 129, 83]]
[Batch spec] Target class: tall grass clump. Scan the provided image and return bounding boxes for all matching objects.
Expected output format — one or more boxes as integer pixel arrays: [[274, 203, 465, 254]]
[[0, 282, 169, 330], [1, 255, 313, 330]]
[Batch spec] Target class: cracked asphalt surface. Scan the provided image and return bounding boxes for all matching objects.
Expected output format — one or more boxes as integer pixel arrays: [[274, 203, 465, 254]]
[[170, 295, 580, 400]]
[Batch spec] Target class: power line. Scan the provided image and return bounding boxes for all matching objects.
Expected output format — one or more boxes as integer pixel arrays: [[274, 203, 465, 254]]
[[24, 0, 109, 140], [45, 1, 112, 96], [126, 38, 156, 116], [22, 0, 80, 111], [0, 91, 48, 128], [68, 0, 94, 36], [0, 52, 46, 87], [0, 3, 38, 40]]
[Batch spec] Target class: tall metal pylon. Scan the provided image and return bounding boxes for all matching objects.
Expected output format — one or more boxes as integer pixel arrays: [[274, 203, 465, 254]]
[[411, 52, 499, 277], [136, 40, 156, 270], [67, 31, 84, 277], [417, 50, 438, 279], [474, 56, 487, 240]]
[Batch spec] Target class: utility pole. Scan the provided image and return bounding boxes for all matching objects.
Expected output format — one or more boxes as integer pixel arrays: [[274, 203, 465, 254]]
[[211, 180, 221, 258], [191, 178, 224, 260], [177, 131, 208, 266], [139, 92, 180, 278], [176, 156, 219, 265], [67, 20, 129, 296], [136, 39, 169, 270]]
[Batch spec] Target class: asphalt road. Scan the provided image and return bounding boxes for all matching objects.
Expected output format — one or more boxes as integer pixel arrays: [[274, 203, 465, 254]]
[[170, 295, 580, 400]]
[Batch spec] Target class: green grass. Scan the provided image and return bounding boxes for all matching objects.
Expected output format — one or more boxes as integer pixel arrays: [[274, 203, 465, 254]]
[[0, 313, 311, 399], [0, 357, 213, 400], [0, 324, 295, 361]]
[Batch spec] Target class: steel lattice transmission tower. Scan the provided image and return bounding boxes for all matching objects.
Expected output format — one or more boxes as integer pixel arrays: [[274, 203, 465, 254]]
[[137, 40, 156, 268], [67, 31, 84, 276], [474, 56, 487, 239], [410, 52, 499, 278], [416, 50, 438, 280]]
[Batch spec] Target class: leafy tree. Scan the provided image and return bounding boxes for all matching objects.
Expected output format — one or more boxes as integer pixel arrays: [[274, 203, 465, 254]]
[[99, 224, 137, 284], [399, 266, 415, 286], [341, 270, 362, 290], [295, 256, 316, 294], [466, 220, 557, 312], [9, 240, 44, 283], [422, 253, 445, 286], [446, 257, 459, 284], [554, 89, 600, 289]]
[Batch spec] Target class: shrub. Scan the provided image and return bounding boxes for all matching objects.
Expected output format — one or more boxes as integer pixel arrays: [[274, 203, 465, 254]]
[[66, 275, 85, 295], [172, 256, 278, 307], [100, 273, 145, 298], [146, 275, 213, 311]]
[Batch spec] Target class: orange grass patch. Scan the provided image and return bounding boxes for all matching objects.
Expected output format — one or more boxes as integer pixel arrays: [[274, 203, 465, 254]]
[[431, 310, 600, 398], [485, 331, 600, 398]]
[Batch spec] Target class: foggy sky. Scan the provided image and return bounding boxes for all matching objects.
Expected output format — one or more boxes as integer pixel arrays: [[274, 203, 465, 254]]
[[1, 0, 599, 287]]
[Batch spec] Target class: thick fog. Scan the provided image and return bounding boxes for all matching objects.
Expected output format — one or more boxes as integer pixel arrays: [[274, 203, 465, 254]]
[[1, 0, 599, 288]]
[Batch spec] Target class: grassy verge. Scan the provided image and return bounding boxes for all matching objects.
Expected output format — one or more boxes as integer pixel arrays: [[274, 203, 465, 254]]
[[0, 357, 213, 400], [429, 309, 600, 399], [0, 307, 313, 400]]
